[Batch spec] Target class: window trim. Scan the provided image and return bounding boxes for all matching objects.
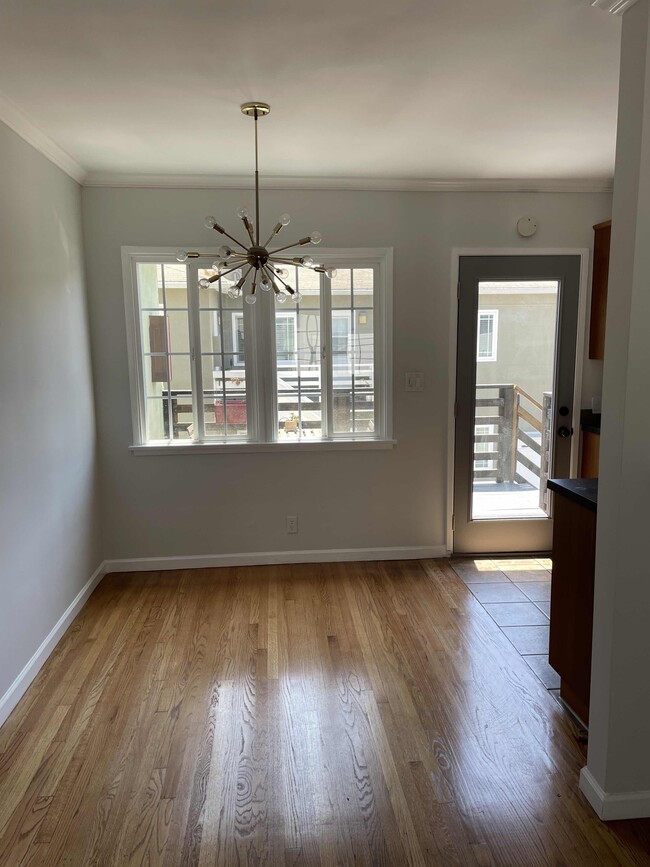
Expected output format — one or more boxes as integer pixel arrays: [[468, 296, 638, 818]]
[[122, 246, 393, 449], [477, 309, 499, 362]]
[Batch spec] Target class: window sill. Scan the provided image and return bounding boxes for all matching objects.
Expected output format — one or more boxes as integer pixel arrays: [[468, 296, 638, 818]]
[[129, 438, 397, 456]]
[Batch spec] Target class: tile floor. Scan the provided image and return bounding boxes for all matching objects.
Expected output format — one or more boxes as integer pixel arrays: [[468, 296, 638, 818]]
[[450, 556, 561, 693]]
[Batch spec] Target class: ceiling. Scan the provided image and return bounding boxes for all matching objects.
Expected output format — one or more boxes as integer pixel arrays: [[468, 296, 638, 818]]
[[0, 0, 621, 183]]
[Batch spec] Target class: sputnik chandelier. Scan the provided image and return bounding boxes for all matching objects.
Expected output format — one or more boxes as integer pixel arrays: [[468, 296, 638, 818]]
[[175, 101, 336, 305]]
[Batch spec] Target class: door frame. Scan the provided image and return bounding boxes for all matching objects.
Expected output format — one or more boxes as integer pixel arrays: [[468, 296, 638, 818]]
[[446, 247, 591, 554]]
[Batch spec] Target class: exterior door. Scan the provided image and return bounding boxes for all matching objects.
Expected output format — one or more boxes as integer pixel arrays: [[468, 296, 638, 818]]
[[453, 255, 581, 554]]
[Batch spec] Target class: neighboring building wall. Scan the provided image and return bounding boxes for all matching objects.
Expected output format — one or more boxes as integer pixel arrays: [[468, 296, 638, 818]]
[[0, 120, 102, 709], [476, 290, 558, 404]]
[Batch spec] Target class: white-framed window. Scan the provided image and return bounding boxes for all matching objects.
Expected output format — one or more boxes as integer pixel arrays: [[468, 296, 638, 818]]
[[231, 312, 245, 367], [122, 247, 393, 449], [474, 423, 497, 471], [477, 310, 498, 362], [275, 311, 298, 367]]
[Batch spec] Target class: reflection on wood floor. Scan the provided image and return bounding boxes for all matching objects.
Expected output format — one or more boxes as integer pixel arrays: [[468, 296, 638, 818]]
[[0, 559, 649, 865]]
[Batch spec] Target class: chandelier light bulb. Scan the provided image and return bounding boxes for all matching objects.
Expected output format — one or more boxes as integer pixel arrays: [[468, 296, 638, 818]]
[[325, 268, 338, 279], [211, 260, 223, 271], [231, 269, 242, 282], [217, 245, 232, 258], [280, 213, 291, 226], [176, 250, 189, 262], [275, 267, 288, 279], [204, 216, 217, 229], [227, 287, 239, 299], [236, 206, 250, 219], [310, 231, 323, 245], [293, 292, 302, 304], [260, 278, 272, 291], [302, 256, 314, 268], [276, 294, 287, 304], [245, 293, 257, 305], [198, 277, 211, 289]]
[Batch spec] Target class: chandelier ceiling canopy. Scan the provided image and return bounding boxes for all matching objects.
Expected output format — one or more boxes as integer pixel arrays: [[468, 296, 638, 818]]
[[176, 102, 335, 305]]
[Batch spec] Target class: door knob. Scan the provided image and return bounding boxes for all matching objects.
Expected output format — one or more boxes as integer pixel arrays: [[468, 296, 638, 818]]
[[557, 426, 572, 438]]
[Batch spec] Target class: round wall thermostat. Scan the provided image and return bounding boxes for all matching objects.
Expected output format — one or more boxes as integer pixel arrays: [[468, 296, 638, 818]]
[[517, 216, 538, 237]]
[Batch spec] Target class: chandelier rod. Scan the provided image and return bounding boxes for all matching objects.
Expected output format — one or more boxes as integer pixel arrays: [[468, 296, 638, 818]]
[[268, 238, 312, 256], [218, 226, 249, 253], [254, 108, 260, 246]]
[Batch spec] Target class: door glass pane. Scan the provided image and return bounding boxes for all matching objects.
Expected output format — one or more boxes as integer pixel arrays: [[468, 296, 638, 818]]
[[471, 280, 559, 520]]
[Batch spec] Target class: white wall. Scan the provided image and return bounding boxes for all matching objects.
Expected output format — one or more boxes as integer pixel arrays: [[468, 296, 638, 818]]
[[81, 186, 610, 560], [0, 121, 102, 706], [582, 0, 650, 818]]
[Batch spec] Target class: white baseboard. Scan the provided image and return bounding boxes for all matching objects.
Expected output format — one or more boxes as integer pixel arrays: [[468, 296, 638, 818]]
[[0, 560, 106, 728], [579, 767, 650, 820], [104, 545, 448, 573]]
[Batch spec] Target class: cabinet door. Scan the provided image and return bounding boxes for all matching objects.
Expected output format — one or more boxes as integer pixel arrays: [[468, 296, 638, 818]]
[[589, 221, 611, 360], [549, 494, 596, 725], [580, 431, 600, 478]]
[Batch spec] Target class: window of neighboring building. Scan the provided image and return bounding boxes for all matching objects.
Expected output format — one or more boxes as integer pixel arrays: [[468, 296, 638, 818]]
[[122, 248, 392, 447], [231, 312, 246, 367], [477, 310, 498, 362], [474, 423, 497, 471], [275, 311, 298, 366]]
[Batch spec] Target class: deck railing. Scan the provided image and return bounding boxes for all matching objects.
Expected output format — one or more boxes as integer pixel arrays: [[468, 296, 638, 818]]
[[159, 361, 376, 438], [474, 385, 553, 513]]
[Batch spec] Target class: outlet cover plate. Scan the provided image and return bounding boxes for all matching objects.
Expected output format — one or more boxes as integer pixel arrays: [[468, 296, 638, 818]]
[[405, 372, 425, 392]]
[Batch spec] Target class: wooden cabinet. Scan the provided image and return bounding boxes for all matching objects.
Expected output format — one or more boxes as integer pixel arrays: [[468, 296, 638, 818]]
[[580, 430, 600, 478], [547, 482, 597, 726], [589, 220, 611, 360]]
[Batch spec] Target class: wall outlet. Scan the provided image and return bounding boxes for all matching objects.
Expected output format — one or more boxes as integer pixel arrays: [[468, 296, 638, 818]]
[[286, 515, 298, 534]]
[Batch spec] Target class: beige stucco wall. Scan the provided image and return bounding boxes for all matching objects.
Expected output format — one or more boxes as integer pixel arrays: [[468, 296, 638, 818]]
[[476, 291, 557, 404]]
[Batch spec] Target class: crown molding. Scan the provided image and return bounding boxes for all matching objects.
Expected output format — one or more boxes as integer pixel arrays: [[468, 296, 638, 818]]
[[0, 86, 612, 195], [0, 91, 86, 184], [590, 0, 640, 14], [82, 172, 613, 194]]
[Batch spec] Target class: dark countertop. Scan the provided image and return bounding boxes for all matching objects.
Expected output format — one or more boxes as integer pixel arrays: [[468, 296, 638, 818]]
[[547, 478, 598, 513], [581, 409, 601, 434]]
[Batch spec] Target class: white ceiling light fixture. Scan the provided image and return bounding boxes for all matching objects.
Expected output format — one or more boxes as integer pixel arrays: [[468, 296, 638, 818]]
[[176, 102, 334, 306], [590, 0, 640, 14]]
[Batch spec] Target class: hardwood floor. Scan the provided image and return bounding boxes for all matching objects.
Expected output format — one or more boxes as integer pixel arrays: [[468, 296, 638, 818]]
[[0, 559, 649, 865]]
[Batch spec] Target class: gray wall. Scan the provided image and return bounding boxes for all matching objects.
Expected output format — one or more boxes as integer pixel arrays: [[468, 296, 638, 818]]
[[82, 186, 610, 560], [0, 121, 102, 702]]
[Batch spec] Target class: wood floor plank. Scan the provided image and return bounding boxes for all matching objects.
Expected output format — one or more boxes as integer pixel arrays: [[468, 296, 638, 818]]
[[1, 560, 650, 866]]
